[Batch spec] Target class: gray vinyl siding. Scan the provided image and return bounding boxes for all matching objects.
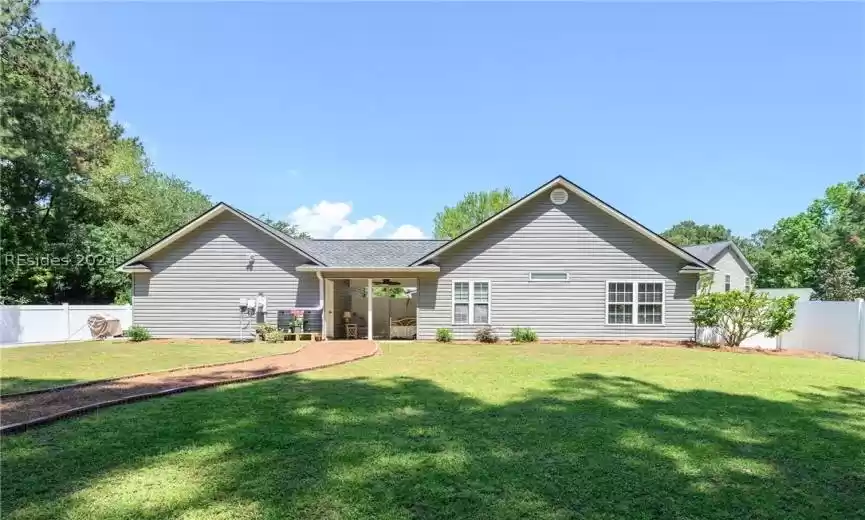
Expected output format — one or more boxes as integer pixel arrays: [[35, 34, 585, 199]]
[[709, 250, 752, 293], [132, 212, 319, 338], [416, 188, 699, 341]]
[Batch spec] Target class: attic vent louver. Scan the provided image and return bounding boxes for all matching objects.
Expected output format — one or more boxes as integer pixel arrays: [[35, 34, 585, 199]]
[[550, 188, 569, 205]]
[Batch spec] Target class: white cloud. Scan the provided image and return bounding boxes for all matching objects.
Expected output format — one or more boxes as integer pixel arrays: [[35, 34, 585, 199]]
[[334, 216, 387, 239], [389, 224, 426, 239], [289, 201, 354, 237], [290, 201, 394, 239]]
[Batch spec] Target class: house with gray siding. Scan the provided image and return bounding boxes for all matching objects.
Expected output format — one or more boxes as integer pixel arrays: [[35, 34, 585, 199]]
[[118, 176, 719, 341], [682, 241, 757, 293]]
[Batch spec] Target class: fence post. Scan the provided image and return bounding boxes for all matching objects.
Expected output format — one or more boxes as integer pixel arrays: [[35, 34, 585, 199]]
[[858, 299, 864, 361], [62, 302, 70, 342]]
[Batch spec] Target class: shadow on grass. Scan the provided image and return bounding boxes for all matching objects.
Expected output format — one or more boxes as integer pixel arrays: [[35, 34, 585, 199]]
[[2, 374, 864, 519], [0, 378, 84, 396]]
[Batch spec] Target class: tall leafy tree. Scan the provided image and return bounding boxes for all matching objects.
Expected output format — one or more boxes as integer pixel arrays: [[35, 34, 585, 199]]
[[84, 139, 212, 303], [1, 0, 119, 303], [743, 209, 828, 289], [0, 1, 214, 303], [742, 180, 865, 290], [813, 251, 863, 301], [433, 188, 515, 239], [661, 221, 732, 246]]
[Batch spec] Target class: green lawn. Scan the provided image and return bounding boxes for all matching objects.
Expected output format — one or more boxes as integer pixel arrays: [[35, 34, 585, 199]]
[[0, 340, 300, 394], [3, 343, 864, 520]]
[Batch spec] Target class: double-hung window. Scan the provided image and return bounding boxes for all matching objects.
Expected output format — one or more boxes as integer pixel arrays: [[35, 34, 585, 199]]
[[724, 274, 731, 292], [744, 276, 752, 292], [452, 281, 491, 324], [606, 281, 665, 325]]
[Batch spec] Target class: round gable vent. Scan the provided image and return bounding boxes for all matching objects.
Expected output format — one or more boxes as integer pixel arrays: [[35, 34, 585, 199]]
[[550, 188, 569, 205]]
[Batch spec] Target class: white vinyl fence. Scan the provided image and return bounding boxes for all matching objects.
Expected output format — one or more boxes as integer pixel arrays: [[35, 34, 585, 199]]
[[699, 300, 865, 360], [0, 304, 133, 347]]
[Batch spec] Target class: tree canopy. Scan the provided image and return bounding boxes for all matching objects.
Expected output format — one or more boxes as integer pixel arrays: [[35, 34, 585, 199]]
[[0, 0, 212, 304], [258, 216, 311, 239], [433, 188, 515, 239], [660, 221, 732, 246], [660, 178, 865, 298]]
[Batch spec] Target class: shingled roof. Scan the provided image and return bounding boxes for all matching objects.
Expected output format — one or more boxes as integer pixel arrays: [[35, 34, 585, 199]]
[[233, 206, 446, 267], [681, 242, 732, 264], [291, 239, 448, 267]]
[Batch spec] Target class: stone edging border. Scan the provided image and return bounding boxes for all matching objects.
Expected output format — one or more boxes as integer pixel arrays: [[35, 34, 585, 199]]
[[0, 342, 381, 436], [1, 345, 309, 398]]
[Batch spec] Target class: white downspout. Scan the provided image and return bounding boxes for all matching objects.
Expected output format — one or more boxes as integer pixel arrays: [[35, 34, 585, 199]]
[[287, 271, 326, 341]]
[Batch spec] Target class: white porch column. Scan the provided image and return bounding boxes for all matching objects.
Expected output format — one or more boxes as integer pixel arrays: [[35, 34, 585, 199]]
[[367, 278, 373, 340]]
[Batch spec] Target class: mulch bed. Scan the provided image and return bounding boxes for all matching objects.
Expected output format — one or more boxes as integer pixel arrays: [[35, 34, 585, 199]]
[[0, 341, 379, 434]]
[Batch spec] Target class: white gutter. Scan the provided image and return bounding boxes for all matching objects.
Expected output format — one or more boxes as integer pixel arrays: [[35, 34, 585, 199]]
[[296, 265, 440, 273], [679, 266, 715, 274], [119, 265, 152, 273]]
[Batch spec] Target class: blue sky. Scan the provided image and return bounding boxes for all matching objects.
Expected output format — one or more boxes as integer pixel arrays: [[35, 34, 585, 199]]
[[41, 2, 864, 239]]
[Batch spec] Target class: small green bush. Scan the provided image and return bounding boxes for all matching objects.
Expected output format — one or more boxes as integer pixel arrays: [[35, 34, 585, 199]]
[[264, 329, 284, 343], [475, 326, 499, 343], [255, 323, 277, 340], [125, 325, 151, 342], [436, 328, 453, 343], [511, 327, 538, 343]]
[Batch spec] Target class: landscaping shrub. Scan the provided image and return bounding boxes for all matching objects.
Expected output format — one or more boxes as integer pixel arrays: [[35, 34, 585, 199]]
[[511, 327, 538, 343], [436, 328, 453, 343], [255, 323, 277, 340], [125, 325, 151, 342], [475, 326, 499, 343], [264, 329, 284, 343], [691, 289, 798, 347]]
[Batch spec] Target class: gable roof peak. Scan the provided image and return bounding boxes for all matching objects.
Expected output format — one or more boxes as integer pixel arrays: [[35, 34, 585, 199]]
[[411, 175, 714, 269], [682, 240, 756, 274]]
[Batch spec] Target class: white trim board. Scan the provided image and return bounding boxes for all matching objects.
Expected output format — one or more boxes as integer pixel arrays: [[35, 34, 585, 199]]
[[411, 176, 715, 270], [296, 265, 440, 273]]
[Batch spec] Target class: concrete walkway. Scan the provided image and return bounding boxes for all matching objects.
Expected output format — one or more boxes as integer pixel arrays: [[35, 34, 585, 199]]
[[1, 340, 378, 434]]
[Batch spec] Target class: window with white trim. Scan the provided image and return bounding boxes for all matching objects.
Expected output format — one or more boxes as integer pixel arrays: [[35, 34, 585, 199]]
[[606, 281, 665, 325], [636, 282, 664, 324], [453, 282, 470, 324], [473, 281, 490, 324], [606, 282, 633, 324], [529, 272, 569, 282], [452, 281, 491, 324], [744, 276, 752, 292], [724, 274, 731, 292]]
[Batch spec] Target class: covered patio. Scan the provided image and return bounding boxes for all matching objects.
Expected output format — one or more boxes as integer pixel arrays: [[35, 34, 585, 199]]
[[296, 266, 438, 341]]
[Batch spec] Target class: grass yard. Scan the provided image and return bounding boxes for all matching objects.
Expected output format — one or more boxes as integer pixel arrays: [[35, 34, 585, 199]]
[[2, 342, 864, 520], [0, 340, 300, 394]]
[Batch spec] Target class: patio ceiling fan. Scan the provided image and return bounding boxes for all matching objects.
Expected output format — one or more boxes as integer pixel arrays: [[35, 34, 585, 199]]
[[374, 279, 401, 286]]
